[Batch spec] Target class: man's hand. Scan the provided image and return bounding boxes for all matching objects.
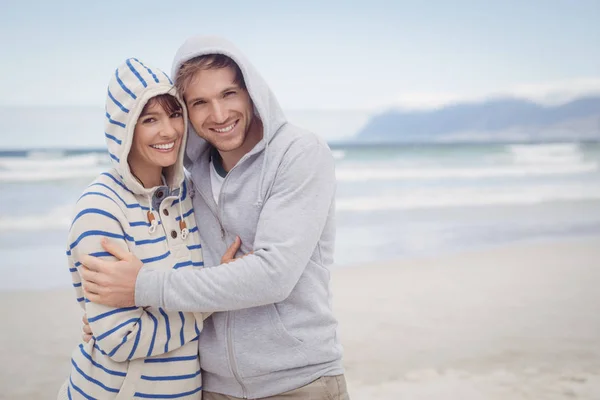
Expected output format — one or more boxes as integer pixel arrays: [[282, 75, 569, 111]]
[[80, 238, 142, 308]]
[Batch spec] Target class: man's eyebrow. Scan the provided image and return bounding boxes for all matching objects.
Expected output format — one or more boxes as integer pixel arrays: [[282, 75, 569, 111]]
[[187, 84, 242, 103], [221, 85, 240, 93]]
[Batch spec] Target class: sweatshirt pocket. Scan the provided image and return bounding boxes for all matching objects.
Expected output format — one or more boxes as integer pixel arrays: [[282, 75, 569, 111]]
[[233, 305, 309, 378], [268, 304, 304, 348]]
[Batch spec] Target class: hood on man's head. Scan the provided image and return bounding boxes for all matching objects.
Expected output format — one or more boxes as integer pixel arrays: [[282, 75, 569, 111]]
[[171, 36, 287, 165], [104, 58, 188, 195]]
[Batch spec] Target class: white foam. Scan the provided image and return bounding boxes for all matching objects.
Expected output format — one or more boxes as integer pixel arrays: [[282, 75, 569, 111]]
[[508, 143, 585, 165], [336, 185, 600, 211], [335, 162, 598, 182], [332, 150, 346, 160], [0, 205, 73, 231], [0, 167, 105, 182], [0, 153, 105, 170], [0, 153, 108, 182]]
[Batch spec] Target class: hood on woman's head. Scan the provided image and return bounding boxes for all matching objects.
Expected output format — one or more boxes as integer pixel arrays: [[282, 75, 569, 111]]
[[104, 58, 188, 195]]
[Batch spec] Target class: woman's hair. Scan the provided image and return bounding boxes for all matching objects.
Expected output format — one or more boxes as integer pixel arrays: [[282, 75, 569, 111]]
[[140, 94, 181, 116]]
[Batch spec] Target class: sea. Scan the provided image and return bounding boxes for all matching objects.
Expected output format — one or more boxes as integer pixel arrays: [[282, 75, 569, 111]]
[[1, 141, 599, 291]]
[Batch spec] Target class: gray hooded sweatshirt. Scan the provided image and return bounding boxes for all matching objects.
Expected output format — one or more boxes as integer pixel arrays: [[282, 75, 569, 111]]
[[135, 36, 343, 398]]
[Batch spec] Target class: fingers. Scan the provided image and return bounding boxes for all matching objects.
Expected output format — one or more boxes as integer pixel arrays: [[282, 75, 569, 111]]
[[82, 280, 103, 296], [80, 254, 105, 274], [79, 265, 102, 285], [82, 313, 93, 343], [232, 250, 254, 262], [101, 238, 131, 261], [221, 236, 241, 264], [85, 292, 100, 304]]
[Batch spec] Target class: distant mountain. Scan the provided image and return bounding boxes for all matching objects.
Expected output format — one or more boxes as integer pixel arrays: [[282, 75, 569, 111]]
[[355, 96, 600, 142]]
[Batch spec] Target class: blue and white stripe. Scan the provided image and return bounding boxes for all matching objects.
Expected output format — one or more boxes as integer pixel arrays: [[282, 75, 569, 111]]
[[67, 170, 205, 399]]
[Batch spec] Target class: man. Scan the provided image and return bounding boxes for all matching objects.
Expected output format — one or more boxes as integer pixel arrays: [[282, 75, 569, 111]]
[[80, 35, 348, 399]]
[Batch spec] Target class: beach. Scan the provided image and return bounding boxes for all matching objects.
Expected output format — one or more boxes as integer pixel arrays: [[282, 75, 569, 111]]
[[1, 237, 599, 399]]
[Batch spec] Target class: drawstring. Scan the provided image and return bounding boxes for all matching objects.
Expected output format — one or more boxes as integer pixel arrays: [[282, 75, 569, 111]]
[[255, 139, 268, 207], [146, 194, 158, 234], [145, 188, 188, 240], [177, 189, 189, 240], [145, 185, 188, 240]]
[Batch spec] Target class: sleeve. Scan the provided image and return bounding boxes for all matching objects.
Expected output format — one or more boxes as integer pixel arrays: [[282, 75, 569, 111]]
[[67, 191, 201, 362], [135, 135, 336, 312]]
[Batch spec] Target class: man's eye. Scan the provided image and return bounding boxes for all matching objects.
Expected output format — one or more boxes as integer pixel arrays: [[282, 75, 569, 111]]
[[192, 100, 206, 107], [224, 91, 236, 97]]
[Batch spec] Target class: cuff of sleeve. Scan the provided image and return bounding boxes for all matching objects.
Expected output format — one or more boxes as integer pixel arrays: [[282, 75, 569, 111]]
[[135, 268, 164, 307]]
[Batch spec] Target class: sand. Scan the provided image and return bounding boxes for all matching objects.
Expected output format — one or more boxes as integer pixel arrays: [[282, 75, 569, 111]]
[[1, 237, 599, 399]]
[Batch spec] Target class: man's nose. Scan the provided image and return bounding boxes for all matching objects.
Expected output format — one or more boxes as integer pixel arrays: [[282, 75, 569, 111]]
[[210, 101, 227, 124]]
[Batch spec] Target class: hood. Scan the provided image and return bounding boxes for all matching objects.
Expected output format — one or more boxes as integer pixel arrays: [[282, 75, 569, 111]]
[[170, 36, 287, 167], [104, 58, 188, 195]]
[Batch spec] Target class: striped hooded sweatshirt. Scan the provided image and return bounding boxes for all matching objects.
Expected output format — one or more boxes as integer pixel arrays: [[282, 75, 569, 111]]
[[64, 58, 206, 399]]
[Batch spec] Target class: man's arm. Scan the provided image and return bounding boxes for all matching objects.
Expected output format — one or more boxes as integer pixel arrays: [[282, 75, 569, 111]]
[[82, 135, 335, 312], [137, 136, 336, 312]]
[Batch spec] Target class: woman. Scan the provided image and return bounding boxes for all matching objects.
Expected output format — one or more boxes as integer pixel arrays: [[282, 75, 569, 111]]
[[58, 58, 226, 399]]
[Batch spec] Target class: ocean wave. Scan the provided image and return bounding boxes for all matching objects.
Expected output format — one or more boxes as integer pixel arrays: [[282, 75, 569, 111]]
[[332, 150, 346, 160], [0, 153, 107, 170], [0, 206, 73, 231], [0, 153, 108, 182], [507, 143, 585, 165], [335, 162, 598, 182], [336, 185, 600, 211], [0, 168, 106, 182]]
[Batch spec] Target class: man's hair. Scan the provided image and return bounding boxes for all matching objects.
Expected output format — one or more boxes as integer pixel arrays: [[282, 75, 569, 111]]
[[175, 54, 246, 99], [140, 94, 181, 117]]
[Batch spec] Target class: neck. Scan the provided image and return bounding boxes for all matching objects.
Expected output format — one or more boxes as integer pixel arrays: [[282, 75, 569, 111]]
[[129, 162, 163, 188], [220, 118, 263, 172]]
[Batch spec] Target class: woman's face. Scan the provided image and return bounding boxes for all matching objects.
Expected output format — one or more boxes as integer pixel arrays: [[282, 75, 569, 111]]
[[128, 99, 184, 172]]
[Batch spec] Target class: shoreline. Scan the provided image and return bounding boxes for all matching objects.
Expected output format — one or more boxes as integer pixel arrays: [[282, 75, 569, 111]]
[[1, 236, 599, 399], [332, 232, 600, 270]]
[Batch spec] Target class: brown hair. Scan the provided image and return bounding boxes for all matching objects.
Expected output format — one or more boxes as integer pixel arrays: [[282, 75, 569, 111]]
[[175, 54, 246, 99], [140, 94, 181, 116]]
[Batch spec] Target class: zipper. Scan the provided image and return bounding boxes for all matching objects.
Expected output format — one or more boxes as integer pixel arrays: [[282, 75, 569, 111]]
[[190, 156, 255, 397], [219, 156, 252, 398], [226, 312, 248, 398], [215, 151, 251, 229]]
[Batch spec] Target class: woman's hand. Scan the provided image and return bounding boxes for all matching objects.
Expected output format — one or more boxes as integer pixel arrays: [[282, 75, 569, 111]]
[[221, 236, 253, 264], [82, 314, 93, 343]]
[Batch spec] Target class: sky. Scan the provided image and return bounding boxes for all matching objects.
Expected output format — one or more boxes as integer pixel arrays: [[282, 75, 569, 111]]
[[1, 0, 599, 111]]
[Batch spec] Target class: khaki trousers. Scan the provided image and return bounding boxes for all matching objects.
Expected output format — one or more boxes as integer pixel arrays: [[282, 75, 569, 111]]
[[203, 375, 349, 400]]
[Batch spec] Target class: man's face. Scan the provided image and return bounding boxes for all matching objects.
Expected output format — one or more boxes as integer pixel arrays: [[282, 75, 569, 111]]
[[184, 66, 254, 155]]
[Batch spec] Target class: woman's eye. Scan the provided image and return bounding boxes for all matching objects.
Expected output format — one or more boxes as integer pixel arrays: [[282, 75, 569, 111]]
[[171, 111, 182, 118], [142, 117, 155, 124]]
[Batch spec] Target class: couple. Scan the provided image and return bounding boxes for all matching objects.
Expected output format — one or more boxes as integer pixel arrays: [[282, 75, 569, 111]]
[[59, 35, 349, 399]]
